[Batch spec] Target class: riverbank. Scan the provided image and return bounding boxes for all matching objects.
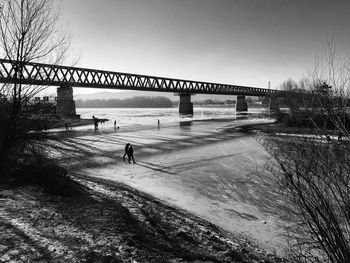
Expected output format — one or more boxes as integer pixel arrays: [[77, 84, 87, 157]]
[[0, 117, 290, 262], [0, 172, 285, 262]]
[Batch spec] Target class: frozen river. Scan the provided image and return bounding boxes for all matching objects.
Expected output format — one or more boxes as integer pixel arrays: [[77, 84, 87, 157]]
[[67, 109, 289, 254]]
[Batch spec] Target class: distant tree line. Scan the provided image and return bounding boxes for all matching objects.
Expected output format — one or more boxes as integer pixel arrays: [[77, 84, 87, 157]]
[[76, 96, 174, 108], [194, 98, 263, 106], [194, 99, 234, 105]]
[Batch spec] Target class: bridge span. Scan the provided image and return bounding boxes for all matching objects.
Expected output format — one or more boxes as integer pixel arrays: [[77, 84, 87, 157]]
[[0, 59, 283, 116]]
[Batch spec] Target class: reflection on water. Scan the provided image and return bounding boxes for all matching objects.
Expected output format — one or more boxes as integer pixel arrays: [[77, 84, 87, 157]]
[[179, 121, 193, 128]]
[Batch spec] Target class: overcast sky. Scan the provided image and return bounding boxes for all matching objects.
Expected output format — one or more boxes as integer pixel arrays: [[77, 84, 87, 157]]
[[59, 0, 350, 94]]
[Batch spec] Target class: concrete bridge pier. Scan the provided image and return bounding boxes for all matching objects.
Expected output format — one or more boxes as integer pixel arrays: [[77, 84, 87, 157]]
[[179, 93, 193, 115], [236, 95, 248, 112], [56, 84, 77, 117]]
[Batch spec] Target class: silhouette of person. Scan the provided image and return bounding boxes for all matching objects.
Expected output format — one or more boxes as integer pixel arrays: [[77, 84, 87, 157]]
[[123, 143, 130, 161], [65, 122, 69, 131], [94, 117, 99, 130], [127, 144, 135, 163], [114, 120, 116, 127]]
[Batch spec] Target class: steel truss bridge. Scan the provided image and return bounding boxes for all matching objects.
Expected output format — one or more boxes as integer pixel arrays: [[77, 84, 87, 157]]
[[0, 59, 283, 96]]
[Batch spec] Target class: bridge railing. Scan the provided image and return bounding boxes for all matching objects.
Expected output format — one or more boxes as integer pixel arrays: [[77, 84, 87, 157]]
[[0, 59, 284, 96]]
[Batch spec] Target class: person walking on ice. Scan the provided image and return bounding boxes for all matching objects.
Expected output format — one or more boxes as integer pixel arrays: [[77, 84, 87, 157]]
[[123, 143, 130, 161], [127, 144, 136, 163]]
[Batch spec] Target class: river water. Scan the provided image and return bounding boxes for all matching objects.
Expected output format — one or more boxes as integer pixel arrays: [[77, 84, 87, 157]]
[[76, 106, 269, 128]]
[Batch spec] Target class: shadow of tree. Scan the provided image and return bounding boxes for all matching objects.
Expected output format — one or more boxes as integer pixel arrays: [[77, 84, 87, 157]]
[[0, 218, 53, 261], [55, 126, 251, 172], [27, 177, 236, 262], [50, 123, 288, 225]]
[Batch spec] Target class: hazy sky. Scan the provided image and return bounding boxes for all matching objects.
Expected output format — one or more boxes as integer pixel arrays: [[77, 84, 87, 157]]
[[59, 0, 350, 94]]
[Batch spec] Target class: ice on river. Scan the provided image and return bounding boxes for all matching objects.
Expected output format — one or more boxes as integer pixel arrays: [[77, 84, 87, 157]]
[[66, 116, 288, 254]]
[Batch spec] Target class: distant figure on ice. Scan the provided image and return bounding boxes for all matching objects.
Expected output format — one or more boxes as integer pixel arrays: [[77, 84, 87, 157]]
[[127, 144, 136, 163], [65, 122, 69, 131], [93, 117, 99, 130], [123, 143, 130, 161], [157, 119, 160, 127], [326, 134, 331, 142], [114, 120, 116, 127]]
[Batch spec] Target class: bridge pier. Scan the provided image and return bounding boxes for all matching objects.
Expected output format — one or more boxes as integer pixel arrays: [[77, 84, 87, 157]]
[[179, 93, 193, 115], [56, 85, 77, 117], [236, 95, 248, 112]]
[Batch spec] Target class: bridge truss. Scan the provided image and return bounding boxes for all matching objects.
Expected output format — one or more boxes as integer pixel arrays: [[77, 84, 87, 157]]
[[0, 59, 283, 96]]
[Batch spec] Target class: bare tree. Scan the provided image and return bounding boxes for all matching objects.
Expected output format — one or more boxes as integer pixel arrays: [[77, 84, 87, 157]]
[[0, 0, 71, 165], [262, 39, 350, 262], [264, 136, 350, 262]]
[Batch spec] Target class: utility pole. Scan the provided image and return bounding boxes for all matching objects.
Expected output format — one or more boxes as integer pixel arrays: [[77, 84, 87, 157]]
[[268, 81, 271, 117]]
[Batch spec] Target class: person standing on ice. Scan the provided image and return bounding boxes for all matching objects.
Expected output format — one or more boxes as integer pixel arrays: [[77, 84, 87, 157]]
[[127, 144, 136, 163]]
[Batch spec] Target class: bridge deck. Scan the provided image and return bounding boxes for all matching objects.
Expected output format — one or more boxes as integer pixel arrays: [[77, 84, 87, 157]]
[[0, 59, 283, 96]]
